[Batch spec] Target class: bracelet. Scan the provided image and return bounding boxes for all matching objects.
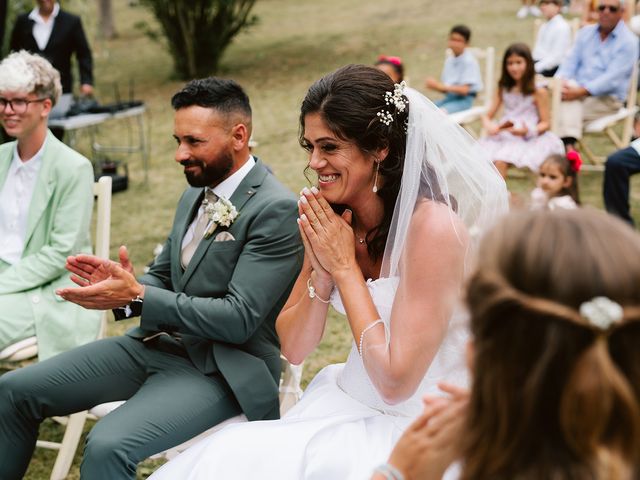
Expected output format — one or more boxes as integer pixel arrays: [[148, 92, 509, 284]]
[[373, 463, 405, 480], [307, 278, 331, 304], [358, 319, 385, 356]]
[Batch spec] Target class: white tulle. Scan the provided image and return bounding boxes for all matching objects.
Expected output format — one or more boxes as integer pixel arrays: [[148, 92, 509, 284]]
[[150, 279, 469, 480]]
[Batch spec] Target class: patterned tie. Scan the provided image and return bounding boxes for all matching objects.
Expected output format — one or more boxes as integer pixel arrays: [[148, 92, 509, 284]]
[[181, 189, 218, 268]]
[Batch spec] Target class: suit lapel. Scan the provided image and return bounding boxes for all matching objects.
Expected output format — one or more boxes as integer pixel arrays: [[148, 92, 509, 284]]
[[179, 161, 268, 287], [173, 188, 204, 279], [44, 12, 63, 51], [24, 132, 57, 246]]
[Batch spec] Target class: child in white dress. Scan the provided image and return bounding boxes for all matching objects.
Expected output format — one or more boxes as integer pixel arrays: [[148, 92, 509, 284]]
[[530, 151, 581, 210]]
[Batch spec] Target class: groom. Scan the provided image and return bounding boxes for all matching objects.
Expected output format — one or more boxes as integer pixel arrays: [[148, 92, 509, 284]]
[[0, 77, 303, 479]]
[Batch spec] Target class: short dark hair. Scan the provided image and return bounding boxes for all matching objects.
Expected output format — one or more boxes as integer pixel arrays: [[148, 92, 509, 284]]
[[171, 77, 252, 125], [450, 24, 471, 43]]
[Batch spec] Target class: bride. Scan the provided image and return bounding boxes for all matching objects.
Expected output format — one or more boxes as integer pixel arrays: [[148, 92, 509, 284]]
[[150, 64, 507, 479]]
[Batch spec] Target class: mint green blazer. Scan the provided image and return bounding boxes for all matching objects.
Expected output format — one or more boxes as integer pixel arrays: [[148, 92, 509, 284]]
[[128, 161, 303, 421], [0, 131, 101, 360]]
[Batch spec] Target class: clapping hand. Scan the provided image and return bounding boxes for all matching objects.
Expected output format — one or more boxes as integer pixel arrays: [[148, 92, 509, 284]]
[[56, 246, 143, 310], [297, 187, 356, 280], [385, 383, 469, 480]]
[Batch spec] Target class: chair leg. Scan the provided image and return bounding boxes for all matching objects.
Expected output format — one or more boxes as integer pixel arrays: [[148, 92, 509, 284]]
[[49, 411, 88, 480]]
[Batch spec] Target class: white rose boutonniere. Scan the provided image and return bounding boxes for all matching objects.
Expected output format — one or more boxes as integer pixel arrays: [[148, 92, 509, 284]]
[[203, 196, 238, 239]]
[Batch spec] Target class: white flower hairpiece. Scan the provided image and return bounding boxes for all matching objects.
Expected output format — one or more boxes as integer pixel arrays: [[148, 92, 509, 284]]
[[377, 81, 407, 126], [203, 196, 238, 238], [579, 296, 623, 330]]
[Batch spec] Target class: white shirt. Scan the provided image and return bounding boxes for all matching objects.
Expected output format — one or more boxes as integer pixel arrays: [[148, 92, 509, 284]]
[[181, 156, 256, 249], [0, 140, 47, 264], [28, 2, 61, 50], [533, 14, 572, 73]]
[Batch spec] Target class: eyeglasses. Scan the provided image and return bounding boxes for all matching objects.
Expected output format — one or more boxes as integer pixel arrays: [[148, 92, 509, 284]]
[[598, 4, 620, 12], [0, 97, 48, 114]]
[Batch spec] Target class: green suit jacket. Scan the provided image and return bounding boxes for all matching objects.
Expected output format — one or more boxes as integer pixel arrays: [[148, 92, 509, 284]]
[[127, 160, 303, 421], [0, 131, 101, 360]]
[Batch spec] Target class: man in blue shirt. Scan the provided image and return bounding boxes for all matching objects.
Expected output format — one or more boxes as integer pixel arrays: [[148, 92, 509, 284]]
[[554, 0, 638, 150]]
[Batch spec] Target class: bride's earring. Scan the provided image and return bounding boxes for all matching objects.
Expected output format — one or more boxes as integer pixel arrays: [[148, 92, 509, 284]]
[[372, 160, 380, 193]]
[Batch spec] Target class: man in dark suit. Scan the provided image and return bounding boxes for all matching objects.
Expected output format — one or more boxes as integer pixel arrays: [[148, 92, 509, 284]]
[[10, 0, 93, 106], [0, 77, 303, 480], [0, 0, 7, 54]]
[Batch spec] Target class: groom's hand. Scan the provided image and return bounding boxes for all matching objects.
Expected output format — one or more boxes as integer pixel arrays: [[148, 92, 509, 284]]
[[65, 245, 135, 286], [57, 260, 144, 310]]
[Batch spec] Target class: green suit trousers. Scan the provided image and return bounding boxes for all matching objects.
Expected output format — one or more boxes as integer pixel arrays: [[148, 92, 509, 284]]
[[0, 336, 241, 479]]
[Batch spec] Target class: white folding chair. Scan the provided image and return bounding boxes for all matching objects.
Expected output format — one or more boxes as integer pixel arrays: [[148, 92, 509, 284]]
[[31, 175, 112, 480], [89, 356, 305, 462], [448, 46, 495, 137], [579, 60, 639, 166]]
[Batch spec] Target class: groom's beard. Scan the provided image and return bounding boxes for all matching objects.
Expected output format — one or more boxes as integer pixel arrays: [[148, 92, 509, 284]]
[[181, 151, 234, 188]]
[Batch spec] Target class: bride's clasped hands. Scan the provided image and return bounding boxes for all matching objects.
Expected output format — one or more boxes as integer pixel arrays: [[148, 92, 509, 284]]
[[297, 186, 357, 283]]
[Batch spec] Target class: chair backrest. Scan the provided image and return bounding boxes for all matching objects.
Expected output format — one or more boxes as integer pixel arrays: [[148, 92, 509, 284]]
[[93, 176, 112, 339], [444, 46, 495, 109], [93, 176, 112, 260], [622, 60, 639, 143], [549, 76, 563, 135]]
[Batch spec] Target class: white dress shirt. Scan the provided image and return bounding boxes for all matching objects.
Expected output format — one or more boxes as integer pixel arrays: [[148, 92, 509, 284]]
[[181, 156, 256, 249], [28, 2, 61, 50], [533, 14, 572, 73], [0, 140, 46, 265]]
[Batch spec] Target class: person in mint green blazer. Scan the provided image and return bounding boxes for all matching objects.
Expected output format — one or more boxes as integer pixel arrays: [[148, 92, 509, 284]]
[[0, 50, 100, 361], [0, 77, 303, 480]]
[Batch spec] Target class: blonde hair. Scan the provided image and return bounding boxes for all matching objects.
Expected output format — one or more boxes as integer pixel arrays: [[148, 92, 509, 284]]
[[0, 51, 62, 106], [463, 209, 640, 479]]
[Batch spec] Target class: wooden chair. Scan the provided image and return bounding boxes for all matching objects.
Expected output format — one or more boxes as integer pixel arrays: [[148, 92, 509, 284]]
[[448, 46, 495, 137], [87, 357, 305, 462], [15, 176, 112, 480]]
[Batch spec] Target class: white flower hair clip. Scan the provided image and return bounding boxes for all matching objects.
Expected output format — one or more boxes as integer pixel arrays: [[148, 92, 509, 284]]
[[377, 81, 407, 127], [579, 296, 623, 331]]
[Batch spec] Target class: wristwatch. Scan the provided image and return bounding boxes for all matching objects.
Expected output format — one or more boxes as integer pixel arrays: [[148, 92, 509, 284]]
[[113, 296, 144, 321]]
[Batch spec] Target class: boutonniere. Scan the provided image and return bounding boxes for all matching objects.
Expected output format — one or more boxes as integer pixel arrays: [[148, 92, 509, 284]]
[[203, 196, 239, 239]]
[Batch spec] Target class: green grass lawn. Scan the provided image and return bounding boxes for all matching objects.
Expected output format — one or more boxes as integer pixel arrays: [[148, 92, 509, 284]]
[[10, 0, 640, 477]]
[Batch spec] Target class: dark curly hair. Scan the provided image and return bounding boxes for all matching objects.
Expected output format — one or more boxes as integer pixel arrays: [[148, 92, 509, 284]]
[[299, 64, 408, 260]]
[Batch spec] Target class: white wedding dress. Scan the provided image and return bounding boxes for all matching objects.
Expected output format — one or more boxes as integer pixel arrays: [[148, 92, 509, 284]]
[[150, 276, 469, 480]]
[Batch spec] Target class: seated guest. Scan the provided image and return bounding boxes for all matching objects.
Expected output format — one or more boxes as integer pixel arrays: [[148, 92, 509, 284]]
[[425, 24, 483, 114], [603, 112, 640, 225], [533, 0, 572, 77], [480, 43, 564, 178], [375, 209, 640, 480], [10, 0, 94, 118], [0, 50, 100, 360], [375, 55, 404, 83], [554, 0, 638, 152], [0, 76, 302, 480]]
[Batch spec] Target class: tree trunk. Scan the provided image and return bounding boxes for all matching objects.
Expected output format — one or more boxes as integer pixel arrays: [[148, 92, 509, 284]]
[[97, 0, 117, 39]]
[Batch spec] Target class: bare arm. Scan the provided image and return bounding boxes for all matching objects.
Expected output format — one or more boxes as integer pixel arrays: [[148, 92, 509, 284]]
[[340, 202, 468, 403], [482, 90, 503, 135], [534, 87, 551, 135]]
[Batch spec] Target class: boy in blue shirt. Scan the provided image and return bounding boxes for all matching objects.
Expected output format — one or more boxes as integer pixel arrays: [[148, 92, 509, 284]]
[[425, 25, 483, 114]]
